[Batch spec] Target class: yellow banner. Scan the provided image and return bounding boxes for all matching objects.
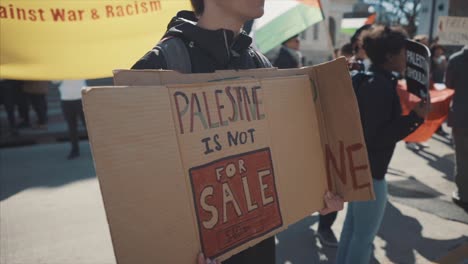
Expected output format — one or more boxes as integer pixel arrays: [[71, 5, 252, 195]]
[[0, 0, 190, 80]]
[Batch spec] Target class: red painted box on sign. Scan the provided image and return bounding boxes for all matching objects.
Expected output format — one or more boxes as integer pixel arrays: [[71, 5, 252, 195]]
[[189, 148, 282, 258]]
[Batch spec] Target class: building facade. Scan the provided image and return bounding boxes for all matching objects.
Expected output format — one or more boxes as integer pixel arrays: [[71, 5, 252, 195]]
[[298, 0, 355, 65]]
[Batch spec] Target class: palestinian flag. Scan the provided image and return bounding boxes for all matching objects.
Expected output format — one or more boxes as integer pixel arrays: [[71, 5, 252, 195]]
[[253, 0, 324, 53], [340, 12, 376, 35]]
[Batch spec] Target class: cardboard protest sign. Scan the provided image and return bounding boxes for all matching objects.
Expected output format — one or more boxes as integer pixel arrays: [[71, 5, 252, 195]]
[[406, 39, 431, 102], [83, 58, 374, 263], [437, 16, 468, 45], [114, 58, 376, 201]]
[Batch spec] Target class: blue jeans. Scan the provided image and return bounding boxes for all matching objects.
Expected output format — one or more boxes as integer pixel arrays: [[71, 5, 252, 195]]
[[336, 179, 388, 264]]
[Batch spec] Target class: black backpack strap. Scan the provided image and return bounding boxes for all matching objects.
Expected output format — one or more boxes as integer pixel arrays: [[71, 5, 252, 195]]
[[157, 37, 192, 73], [351, 70, 373, 94], [250, 48, 273, 68]]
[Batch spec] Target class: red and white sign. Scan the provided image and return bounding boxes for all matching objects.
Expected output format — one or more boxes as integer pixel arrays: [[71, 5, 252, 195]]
[[189, 148, 282, 258]]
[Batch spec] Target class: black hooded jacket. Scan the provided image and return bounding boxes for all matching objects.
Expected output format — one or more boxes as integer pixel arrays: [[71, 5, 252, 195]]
[[132, 11, 271, 72]]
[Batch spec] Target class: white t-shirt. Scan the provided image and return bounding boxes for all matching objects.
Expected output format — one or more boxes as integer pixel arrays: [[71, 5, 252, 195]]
[[58, 80, 86, 100]]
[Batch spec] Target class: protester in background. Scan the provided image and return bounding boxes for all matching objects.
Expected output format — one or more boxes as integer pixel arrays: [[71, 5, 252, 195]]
[[21, 81, 49, 129], [16, 81, 31, 129], [0, 79, 22, 136], [57, 80, 87, 160], [340, 43, 353, 60], [336, 26, 429, 264], [349, 24, 373, 72], [446, 45, 468, 209], [273, 34, 302, 69], [132, 0, 344, 263], [334, 48, 340, 59], [430, 44, 451, 138], [430, 44, 447, 84]]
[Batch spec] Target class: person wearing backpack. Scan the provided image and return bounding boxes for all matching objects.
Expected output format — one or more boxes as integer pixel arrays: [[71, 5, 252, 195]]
[[336, 26, 429, 264], [132, 0, 344, 263]]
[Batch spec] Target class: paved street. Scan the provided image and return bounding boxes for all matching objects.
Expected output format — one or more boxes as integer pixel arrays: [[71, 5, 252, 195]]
[[1, 133, 467, 264]]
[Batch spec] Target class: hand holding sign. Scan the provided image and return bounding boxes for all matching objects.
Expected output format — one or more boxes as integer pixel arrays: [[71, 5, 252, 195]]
[[319, 191, 344, 215]]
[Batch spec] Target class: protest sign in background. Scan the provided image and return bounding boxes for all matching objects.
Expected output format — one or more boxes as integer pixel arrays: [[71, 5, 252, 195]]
[[0, 0, 189, 80], [437, 16, 468, 46], [405, 39, 431, 102]]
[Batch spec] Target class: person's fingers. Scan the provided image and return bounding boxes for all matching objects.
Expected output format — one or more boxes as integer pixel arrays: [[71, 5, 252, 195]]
[[319, 191, 344, 215], [198, 253, 205, 264], [319, 207, 332, 215]]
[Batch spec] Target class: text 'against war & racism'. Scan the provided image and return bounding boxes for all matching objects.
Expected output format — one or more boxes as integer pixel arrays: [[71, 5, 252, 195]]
[[0, 1, 162, 22]]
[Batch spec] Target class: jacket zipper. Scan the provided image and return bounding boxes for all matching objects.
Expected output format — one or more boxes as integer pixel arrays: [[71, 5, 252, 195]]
[[223, 30, 231, 63]]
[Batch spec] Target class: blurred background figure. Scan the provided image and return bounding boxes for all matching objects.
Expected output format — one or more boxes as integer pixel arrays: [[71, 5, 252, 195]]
[[430, 44, 451, 137], [446, 45, 468, 209], [0, 79, 22, 136], [430, 44, 447, 84], [21, 81, 49, 129], [56, 80, 87, 160], [349, 24, 373, 72], [413, 34, 429, 47], [274, 35, 302, 69], [339, 43, 354, 60]]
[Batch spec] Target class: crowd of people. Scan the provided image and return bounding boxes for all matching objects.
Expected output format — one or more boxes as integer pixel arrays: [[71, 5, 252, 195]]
[[0, 79, 87, 159], [0, 80, 49, 135]]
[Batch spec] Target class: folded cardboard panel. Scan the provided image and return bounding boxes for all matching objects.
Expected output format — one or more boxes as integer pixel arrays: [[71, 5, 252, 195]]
[[82, 87, 200, 264]]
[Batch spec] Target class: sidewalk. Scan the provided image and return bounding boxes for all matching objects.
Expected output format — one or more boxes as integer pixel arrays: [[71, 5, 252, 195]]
[[1, 135, 467, 263]]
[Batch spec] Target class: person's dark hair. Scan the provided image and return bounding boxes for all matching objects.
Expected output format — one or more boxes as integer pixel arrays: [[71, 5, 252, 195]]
[[191, 0, 204, 15], [430, 43, 445, 57], [362, 25, 408, 66], [350, 24, 373, 53], [340, 43, 353, 57], [282, 34, 299, 45]]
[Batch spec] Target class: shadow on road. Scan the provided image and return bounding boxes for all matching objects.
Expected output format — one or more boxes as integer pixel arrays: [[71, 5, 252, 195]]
[[388, 177, 443, 199], [378, 202, 467, 263], [0, 142, 95, 201], [407, 147, 455, 181], [275, 214, 358, 264]]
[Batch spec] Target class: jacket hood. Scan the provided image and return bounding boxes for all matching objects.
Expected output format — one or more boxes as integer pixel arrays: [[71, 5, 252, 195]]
[[163, 11, 254, 67]]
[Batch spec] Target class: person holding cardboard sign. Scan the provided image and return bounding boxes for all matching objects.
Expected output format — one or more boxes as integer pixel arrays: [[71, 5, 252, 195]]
[[132, 0, 344, 263], [336, 26, 429, 264]]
